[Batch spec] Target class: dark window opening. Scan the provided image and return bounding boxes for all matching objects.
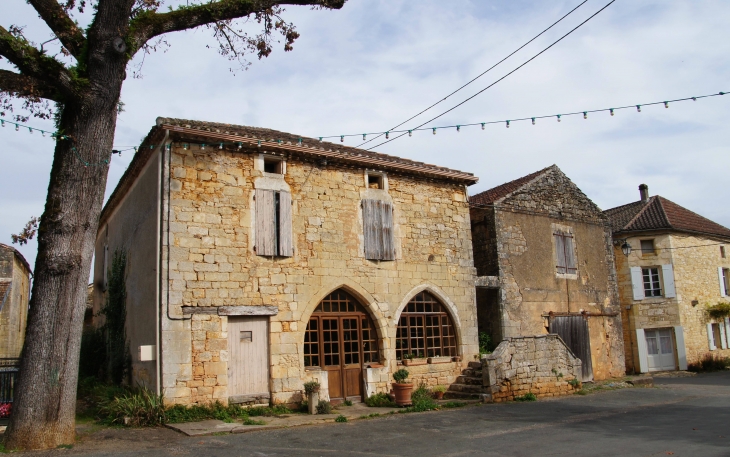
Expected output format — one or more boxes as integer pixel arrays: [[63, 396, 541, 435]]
[[641, 239, 655, 256], [367, 174, 383, 189], [264, 157, 283, 174]]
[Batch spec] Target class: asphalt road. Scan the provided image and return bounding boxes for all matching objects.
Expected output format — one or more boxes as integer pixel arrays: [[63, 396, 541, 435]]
[[21, 371, 730, 457]]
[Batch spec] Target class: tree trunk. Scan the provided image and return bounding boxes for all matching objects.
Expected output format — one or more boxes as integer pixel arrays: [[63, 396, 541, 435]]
[[4, 1, 131, 448]]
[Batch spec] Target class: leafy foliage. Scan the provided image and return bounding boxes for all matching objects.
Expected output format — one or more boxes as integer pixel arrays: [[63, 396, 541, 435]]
[[707, 302, 730, 320], [400, 385, 438, 413], [10, 216, 39, 246], [102, 250, 131, 385], [393, 368, 410, 384], [303, 381, 320, 395], [364, 392, 396, 408], [687, 353, 730, 372], [514, 392, 537, 402], [97, 387, 166, 426], [78, 327, 107, 379], [479, 332, 494, 356], [316, 400, 332, 415], [334, 414, 347, 423]]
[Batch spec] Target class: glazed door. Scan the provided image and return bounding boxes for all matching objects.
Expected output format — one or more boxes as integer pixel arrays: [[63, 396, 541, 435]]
[[645, 328, 676, 371], [227, 316, 270, 397], [341, 317, 363, 401], [321, 318, 344, 401]]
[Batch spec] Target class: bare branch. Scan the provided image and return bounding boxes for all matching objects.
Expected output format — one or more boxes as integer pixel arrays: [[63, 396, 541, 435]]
[[0, 26, 78, 99], [27, 0, 87, 58], [129, 0, 345, 54], [0, 69, 60, 101]]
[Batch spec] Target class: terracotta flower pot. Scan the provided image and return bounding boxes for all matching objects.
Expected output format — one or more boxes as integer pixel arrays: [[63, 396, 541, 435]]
[[434, 391, 445, 400], [392, 383, 413, 406]]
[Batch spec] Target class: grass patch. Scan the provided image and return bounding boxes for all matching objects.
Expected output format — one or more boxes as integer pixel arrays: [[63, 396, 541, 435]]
[[335, 415, 348, 423], [242, 417, 266, 426], [687, 353, 730, 372], [365, 392, 396, 408], [342, 399, 353, 407], [316, 401, 333, 415], [358, 413, 381, 419], [440, 401, 467, 409], [514, 392, 537, 402], [400, 385, 438, 413]]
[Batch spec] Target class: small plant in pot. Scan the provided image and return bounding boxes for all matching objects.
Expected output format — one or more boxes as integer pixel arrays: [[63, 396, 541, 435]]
[[432, 385, 447, 400], [304, 381, 320, 415], [392, 368, 413, 406]]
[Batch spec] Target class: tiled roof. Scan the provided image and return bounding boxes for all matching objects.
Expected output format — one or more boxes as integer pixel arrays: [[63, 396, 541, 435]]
[[469, 165, 555, 206], [604, 196, 730, 239]]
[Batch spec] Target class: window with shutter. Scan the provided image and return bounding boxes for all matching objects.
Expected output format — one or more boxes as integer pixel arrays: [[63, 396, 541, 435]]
[[554, 232, 576, 275], [362, 199, 395, 261], [255, 189, 292, 257]]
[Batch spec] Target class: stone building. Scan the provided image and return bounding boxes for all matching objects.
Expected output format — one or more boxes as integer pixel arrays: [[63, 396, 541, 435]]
[[92, 117, 480, 406], [470, 165, 625, 382], [0, 243, 32, 360], [605, 184, 730, 373]]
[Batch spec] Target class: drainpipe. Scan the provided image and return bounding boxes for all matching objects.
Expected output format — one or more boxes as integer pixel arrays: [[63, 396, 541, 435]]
[[155, 129, 170, 396]]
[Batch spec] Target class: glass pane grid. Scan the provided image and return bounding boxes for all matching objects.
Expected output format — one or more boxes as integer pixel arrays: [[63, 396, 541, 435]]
[[397, 292, 457, 359]]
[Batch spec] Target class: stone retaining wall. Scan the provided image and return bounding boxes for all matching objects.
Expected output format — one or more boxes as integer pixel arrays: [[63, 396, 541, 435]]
[[483, 334, 581, 402]]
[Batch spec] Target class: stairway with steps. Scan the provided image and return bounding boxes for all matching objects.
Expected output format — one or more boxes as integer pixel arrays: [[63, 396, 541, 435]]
[[445, 361, 484, 400]]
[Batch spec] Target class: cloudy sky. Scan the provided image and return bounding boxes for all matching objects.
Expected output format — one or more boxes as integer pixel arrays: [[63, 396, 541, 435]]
[[2, 0, 729, 271]]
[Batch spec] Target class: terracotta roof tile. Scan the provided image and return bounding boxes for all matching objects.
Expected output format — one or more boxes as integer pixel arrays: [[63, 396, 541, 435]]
[[604, 196, 730, 239], [469, 165, 554, 206]]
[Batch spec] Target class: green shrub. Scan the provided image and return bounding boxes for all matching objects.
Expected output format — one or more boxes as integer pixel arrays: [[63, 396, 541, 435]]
[[97, 387, 166, 426], [401, 385, 438, 413], [707, 303, 730, 320], [568, 378, 581, 388], [342, 399, 353, 406], [335, 414, 347, 423], [440, 401, 466, 409], [514, 392, 537, 402], [365, 392, 396, 407], [246, 405, 291, 417], [687, 353, 730, 372], [316, 400, 332, 414], [393, 368, 410, 384], [479, 332, 494, 355]]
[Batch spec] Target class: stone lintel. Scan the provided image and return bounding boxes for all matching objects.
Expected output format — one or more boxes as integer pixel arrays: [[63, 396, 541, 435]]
[[181, 305, 279, 316], [475, 276, 499, 288]]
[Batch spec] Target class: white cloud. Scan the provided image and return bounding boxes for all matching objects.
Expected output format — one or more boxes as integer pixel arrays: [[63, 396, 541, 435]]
[[2, 0, 730, 271]]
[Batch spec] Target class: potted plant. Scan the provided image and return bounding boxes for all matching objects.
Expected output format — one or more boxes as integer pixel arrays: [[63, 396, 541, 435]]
[[402, 353, 427, 366], [392, 368, 413, 406], [304, 381, 320, 415], [432, 385, 447, 400]]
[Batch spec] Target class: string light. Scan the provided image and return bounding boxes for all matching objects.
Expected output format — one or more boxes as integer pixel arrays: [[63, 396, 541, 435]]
[[557, 114, 561, 122], [636, 105, 641, 112], [408, 130, 412, 137], [183, 143, 188, 150], [433, 128, 437, 135], [28, 127, 33, 134], [201, 144, 205, 150], [385, 131, 389, 139], [15, 124, 19, 131], [583, 112, 587, 119], [664, 101, 669, 108], [363, 134, 366, 141], [1, 120, 4, 127], [219, 143, 223, 150], [456, 125, 461, 132], [506, 120, 510, 128], [340, 135, 344, 143], [481, 123, 485, 130], [531, 117, 536, 125], [610, 109, 614, 116]]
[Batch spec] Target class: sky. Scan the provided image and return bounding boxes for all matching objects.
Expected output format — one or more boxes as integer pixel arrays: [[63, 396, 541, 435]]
[[1, 0, 729, 272]]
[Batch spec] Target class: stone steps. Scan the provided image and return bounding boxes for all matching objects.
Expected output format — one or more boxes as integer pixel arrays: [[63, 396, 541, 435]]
[[444, 390, 482, 400], [461, 368, 482, 377], [447, 383, 483, 394], [456, 375, 483, 386]]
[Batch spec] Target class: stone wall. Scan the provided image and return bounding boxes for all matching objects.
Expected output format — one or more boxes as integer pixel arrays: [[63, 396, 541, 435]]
[[0, 247, 31, 360], [483, 335, 582, 402], [158, 143, 479, 405], [617, 233, 730, 371]]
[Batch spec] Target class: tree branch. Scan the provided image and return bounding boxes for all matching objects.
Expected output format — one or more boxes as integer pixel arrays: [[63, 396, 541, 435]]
[[129, 0, 345, 53], [0, 26, 79, 100], [27, 0, 87, 58], [0, 70, 60, 101]]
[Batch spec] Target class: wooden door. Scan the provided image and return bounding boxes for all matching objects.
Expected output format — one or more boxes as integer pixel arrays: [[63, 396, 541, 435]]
[[321, 317, 343, 401], [341, 317, 363, 400], [645, 328, 676, 372], [228, 317, 270, 397], [549, 316, 593, 382]]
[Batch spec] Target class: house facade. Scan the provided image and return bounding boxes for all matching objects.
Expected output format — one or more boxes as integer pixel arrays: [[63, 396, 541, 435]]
[[93, 117, 480, 406], [470, 165, 625, 382], [605, 184, 730, 373], [0, 243, 32, 360]]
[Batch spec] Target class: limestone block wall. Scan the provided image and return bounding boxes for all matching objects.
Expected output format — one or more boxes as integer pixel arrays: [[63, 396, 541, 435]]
[[0, 249, 31, 359], [159, 144, 479, 405], [483, 335, 581, 402]]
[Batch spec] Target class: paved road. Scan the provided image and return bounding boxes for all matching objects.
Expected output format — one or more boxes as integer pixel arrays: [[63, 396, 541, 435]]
[[23, 371, 730, 456]]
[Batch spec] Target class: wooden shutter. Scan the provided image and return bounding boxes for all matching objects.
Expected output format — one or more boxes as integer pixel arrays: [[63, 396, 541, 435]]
[[380, 202, 395, 261], [363, 199, 381, 260], [673, 326, 688, 370], [720, 321, 728, 350], [555, 234, 567, 274], [719, 267, 727, 297], [564, 235, 576, 274], [662, 264, 676, 298], [725, 318, 730, 350], [278, 191, 293, 257], [707, 323, 716, 350], [255, 189, 276, 256], [635, 328, 648, 373], [630, 266, 645, 300]]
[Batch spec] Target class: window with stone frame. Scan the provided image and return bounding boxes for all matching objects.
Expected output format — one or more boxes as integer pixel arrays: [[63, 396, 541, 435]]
[[554, 231, 577, 275], [362, 199, 395, 261], [395, 292, 457, 360], [640, 239, 656, 256], [642, 267, 662, 297]]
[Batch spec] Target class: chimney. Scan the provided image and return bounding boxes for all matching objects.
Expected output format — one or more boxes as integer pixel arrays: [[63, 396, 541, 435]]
[[639, 184, 649, 203]]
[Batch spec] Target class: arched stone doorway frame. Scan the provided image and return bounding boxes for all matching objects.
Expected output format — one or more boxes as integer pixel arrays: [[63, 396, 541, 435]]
[[391, 284, 464, 361]]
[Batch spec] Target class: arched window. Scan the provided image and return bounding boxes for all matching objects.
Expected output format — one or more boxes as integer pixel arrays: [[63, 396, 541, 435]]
[[303, 290, 379, 367], [396, 291, 457, 360]]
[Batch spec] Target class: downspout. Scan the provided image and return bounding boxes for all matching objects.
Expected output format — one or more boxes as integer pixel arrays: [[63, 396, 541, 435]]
[[155, 129, 170, 396]]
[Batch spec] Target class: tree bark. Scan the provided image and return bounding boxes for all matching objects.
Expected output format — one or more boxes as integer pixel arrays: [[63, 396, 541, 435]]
[[3, 0, 132, 449]]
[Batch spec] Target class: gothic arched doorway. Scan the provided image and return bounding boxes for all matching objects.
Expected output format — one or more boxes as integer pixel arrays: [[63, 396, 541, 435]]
[[303, 289, 380, 403]]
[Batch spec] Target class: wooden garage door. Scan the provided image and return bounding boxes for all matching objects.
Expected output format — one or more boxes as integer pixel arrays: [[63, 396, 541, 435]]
[[549, 315, 594, 382], [228, 316, 270, 396], [303, 290, 379, 403]]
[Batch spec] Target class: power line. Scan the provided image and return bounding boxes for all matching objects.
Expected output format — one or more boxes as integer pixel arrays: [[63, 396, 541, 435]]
[[365, 0, 617, 151], [356, 0, 589, 149]]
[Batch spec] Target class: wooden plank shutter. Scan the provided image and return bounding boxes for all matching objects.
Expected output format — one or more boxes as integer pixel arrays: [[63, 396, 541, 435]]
[[564, 235, 576, 274], [661, 264, 676, 298], [707, 323, 716, 350], [555, 234, 567, 274], [635, 328, 648, 373], [720, 321, 728, 350], [380, 202, 395, 261], [719, 267, 727, 297], [630, 266, 645, 300], [673, 326, 688, 370], [725, 318, 730, 350], [278, 191, 293, 257], [255, 189, 276, 256], [363, 199, 381, 260]]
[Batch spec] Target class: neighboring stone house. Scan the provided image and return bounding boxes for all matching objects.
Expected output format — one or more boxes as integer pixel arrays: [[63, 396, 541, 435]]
[[605, 184, 730, 373], [470, 165, 625, 382], [0, 243, 32, 360], [93, 117, 480, 406]]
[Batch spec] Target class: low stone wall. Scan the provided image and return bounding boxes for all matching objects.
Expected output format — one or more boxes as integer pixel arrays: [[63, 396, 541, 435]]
[[483, 335, 582, 402], [364, 361, 463, 398]]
